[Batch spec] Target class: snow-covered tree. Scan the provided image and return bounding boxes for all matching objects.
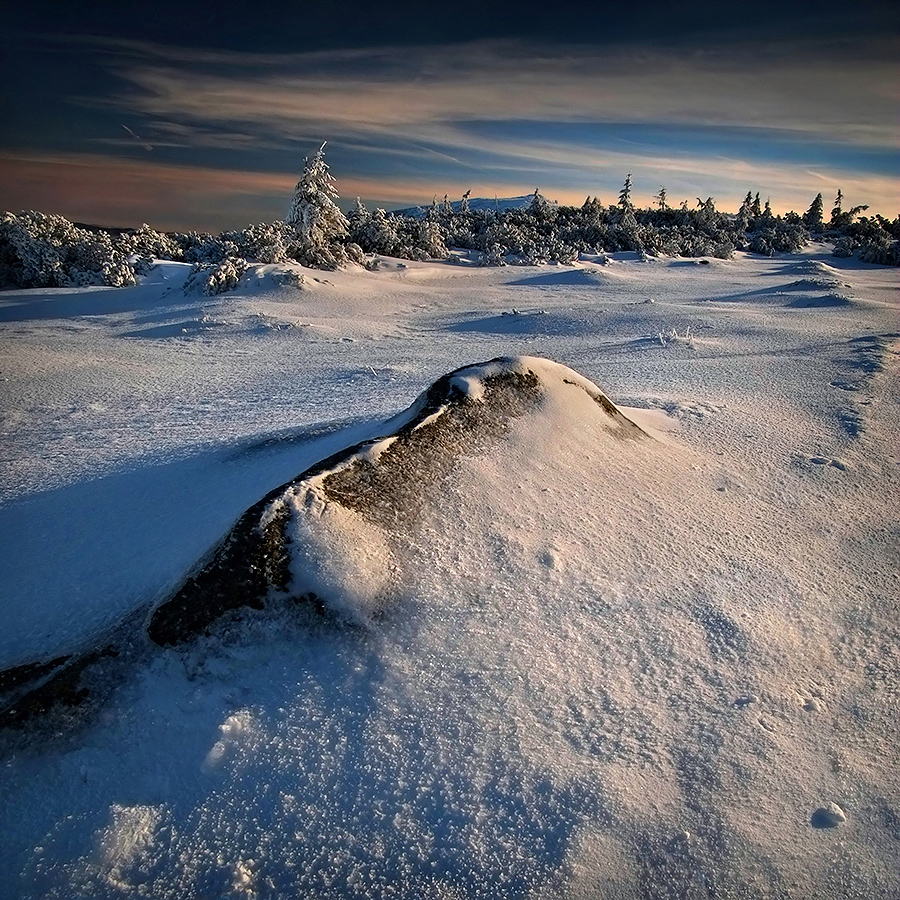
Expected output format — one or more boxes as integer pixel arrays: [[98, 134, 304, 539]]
[[803, 193, 824, 231], [184, 256, 248, 295], [529, 188, 555, 221], [831, 190, 843, 226], [353, 207, 399, 257], [654, 186, 668, 210], [751, 192, 762, 218], [286, 143, 348, 265], [618, 173, 634, 210]]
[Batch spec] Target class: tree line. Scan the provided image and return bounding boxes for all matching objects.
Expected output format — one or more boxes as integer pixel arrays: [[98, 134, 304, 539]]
[[1, 146, 897, 291]]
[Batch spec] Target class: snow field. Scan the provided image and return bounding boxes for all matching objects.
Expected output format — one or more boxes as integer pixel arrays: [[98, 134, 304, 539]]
[[0, 247, 898, 897]]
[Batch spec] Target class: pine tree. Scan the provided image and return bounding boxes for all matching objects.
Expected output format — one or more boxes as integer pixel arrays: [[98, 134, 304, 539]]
[[831, 189, 843, 226], [654, 186, 668, 210], [803, 193, 824, 231], [348, 197, 370, 231], [751, 192, 762, 218], [529, 188, 554, 221], [459, 190, 471, 215], [738, 192, 754, 228], [619, 173, 634, 210], [286, 143, 348, 257], [696, 197, 717, 227]]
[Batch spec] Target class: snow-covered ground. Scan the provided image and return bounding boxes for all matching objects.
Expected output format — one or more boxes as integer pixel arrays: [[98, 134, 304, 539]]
[[0, 246, 898, 898]]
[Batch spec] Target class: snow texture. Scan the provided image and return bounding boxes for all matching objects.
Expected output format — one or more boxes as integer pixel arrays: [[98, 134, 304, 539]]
[[0, 247, 898, 898]]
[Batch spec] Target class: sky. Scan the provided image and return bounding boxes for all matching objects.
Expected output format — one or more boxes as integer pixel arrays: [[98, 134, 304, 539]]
[[0, 0, 898, 232]]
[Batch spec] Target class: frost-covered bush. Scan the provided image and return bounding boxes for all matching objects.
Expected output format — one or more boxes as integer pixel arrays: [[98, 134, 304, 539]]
[[229, 222, 294, 265], [831, 237, 857, 258], [857, 235, 900, 266], [117, 223, 182, 261], [350, 207, 400, 257], [184, 257, 248, 295], [0, 211, 136, 288], [747, 218, 806, 256], [479, 243, 507, 266]]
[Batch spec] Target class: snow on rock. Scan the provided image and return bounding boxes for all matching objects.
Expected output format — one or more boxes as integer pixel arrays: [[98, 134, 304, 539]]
[[147, 356, 645, 642]]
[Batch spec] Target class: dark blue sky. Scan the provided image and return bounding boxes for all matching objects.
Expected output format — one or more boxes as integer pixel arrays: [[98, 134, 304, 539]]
[[1, 0, 897, 230]]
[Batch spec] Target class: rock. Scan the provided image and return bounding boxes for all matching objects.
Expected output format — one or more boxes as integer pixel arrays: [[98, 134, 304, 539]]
[[146, 356, 646, 645], [811, 802, 846, 828]]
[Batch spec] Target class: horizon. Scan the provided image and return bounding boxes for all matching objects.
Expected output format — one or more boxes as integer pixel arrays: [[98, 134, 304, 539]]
[[1, 1, 898, 232]]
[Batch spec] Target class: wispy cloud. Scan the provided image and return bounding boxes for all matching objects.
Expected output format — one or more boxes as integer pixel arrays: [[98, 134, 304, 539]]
[[98, 36, 899, 149], [4, 33, 898, 228]]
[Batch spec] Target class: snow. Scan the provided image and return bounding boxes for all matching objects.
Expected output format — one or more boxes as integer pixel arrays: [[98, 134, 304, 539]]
[[1, 246, 899, 897]]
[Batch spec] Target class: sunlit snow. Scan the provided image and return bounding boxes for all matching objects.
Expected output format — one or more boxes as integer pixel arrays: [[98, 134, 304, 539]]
[[1, 248, 898, 898]]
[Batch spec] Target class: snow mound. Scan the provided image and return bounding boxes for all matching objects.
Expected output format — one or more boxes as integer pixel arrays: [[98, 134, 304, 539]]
[[148, 357, 645, 642]]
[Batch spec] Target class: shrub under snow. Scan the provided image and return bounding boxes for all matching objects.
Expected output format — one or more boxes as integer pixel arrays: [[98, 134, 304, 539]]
[[184, 257, 249, 296], [0, 211, 136, 288]]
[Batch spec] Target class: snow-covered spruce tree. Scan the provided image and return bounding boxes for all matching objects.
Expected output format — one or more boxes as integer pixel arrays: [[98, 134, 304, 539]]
[[803, 193, 824, 232], [618, 173, 634, 210], [529, 188, 556, 222], [751, 192, 763, 219], [695, 197, 719, 230], [830, 190, 844, 228], [417, 204, 450, 259], [286, 143, 349, 268], [654, 186, 668, 210], [347, 197, 370, 233]]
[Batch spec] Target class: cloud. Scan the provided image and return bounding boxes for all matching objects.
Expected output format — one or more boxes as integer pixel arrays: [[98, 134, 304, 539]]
[[2, 33, 897, 230], [98, 36, 899, 150], [0, 152, 296, 231], [59, 34, 896, 216]]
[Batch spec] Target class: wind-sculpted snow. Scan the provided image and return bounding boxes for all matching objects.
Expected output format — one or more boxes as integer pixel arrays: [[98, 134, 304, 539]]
[[148, 356, 645, 643], [1, 251, 898, 899]]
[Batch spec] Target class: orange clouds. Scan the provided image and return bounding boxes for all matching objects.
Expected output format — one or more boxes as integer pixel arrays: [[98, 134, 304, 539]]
[[0, 153, 296, 231], [0, 151, 538, 231]]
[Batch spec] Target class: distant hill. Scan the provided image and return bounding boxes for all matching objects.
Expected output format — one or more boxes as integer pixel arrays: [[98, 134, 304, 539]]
[[389, 193, 556, 218]]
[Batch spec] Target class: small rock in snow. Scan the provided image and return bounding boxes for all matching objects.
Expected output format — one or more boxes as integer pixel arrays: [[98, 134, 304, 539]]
[[811, 802, 846, 828]]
